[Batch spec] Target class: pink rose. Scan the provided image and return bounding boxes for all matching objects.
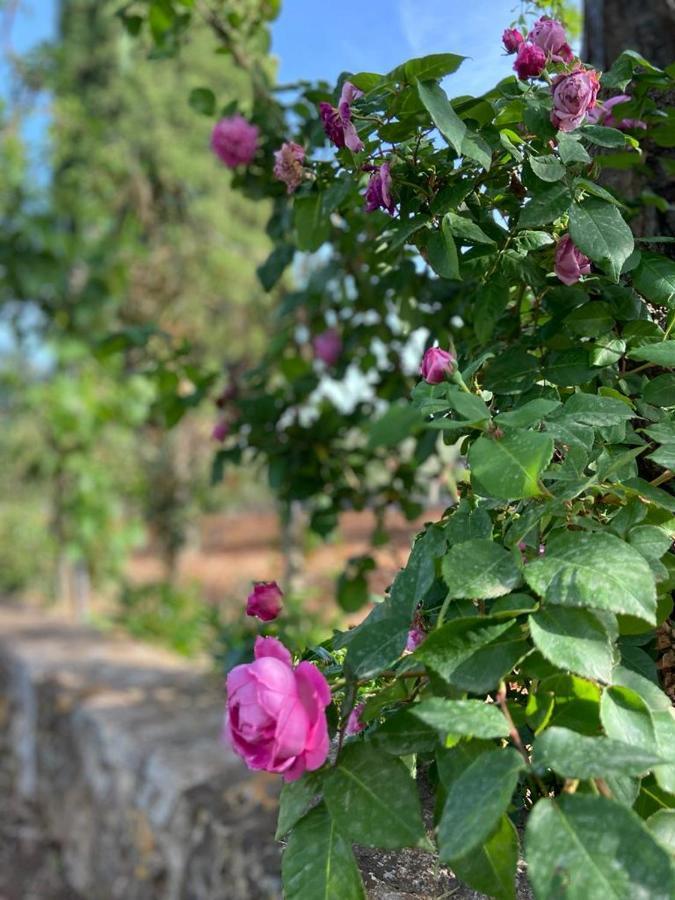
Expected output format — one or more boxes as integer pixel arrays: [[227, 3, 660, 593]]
[[420, 347, 456, 384], [210, 115, 259, 168], [273, 141, 305, 194], [364, 162, 395, 214], [224, 636, 330, 782], [514, 43, 547, 80], [212, 419, 230, 442], [554, 234, 591, 285], [550, 67, 600, 132], [586, 94, 647, 130], [345, 702, 366, 736], [313, 328, 342, 366], [406, 627, 426, 652], [319, 81, 364, 153], [246, 581, 283, 621], [502, 28, 524, 54], [528, 16, 574, 62]]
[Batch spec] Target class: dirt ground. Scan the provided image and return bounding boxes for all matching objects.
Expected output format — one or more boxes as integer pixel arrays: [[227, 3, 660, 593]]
[[128, 507, 440, 610]]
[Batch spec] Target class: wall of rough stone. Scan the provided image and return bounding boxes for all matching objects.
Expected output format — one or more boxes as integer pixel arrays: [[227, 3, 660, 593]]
[[0, 607, 281, 900], [0, 606, 524, 900]]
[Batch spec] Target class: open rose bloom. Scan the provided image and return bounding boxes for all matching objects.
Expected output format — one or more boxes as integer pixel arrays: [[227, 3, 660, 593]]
[[551, 67, 600, 132], [224, 636, 330, 781], [210, 115, 259, 168], [528, 16, 573, 62]]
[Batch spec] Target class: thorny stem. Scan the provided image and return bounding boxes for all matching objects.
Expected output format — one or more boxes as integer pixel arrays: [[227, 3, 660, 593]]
[[496, 682, 548, 794]]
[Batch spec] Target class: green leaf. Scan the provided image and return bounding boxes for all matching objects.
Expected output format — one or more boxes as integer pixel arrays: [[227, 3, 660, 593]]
[[276, 773, 323, 839], [416, 79, 465, 155], [438, 748, 523, 861], [530, 154, 566, 182], [518, 183, 571, 228], [603, 49, 663, 90], [369, 708, 439, 755], [188, 86, 216, 116], [557, 393, 633, 426], [294, 195, 331, 252], [324, 743, 428, 849], [344, 612, 409, 680], [628, 525, 673, 561], [443, 211, 495, 245], [257, 243, 294, 291], [580, 124, 628, 148], [558, 133, 592, 164], [445, 387, 491, 422], [647, 810, 675, 855], [442, 539, 522, 599], [494, 399, 561, 428], [426, 218, 460, 280], [533, 726, 663, 779], [526, 795, 674, 900], [282, 804, 365, 900], [368, 402, 423, 448], [528, 607, 616, 683], [632, 253, 675, 306], [484, 348, 540, 394], [450, 815, 518, 900], [524, 532, 657, 624], [644, 373, 675, 407], [412, 698, 510, 739], [417, 617, 530, 693], [390, 53, 465, 83], [468, 432, 554, 499], [569, 199, 634, 282], [599, 687, 675, 792], [628, 341, 675, 364]]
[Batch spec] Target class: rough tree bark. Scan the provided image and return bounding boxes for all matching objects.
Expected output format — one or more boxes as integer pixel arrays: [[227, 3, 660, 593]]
[[583, 0, 675, 239], [584, 0, 675, 70]]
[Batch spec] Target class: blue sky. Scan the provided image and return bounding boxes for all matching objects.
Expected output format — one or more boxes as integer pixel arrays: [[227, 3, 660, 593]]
[[6, 1, 533, 100]]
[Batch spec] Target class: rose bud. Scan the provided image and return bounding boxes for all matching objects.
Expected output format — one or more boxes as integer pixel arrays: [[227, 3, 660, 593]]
[[502, 28, 524, 54], [345, 702, 366, 736], [554, 234, 591, 285], [246, 581, 283, 621], [513, 42, 547, 79], [420, 347, 456, 384], [313, 328, 342, 366]]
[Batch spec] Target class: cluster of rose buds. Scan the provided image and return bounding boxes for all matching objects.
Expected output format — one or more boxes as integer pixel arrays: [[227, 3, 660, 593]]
[[503, 17, 600, 134]]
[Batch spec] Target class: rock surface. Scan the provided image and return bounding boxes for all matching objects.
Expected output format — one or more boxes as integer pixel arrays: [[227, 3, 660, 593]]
[[0, 606, 532, 900]]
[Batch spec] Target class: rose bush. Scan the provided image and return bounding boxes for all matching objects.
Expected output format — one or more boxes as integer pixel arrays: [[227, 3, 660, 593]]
[[127, 3, 675, 897]]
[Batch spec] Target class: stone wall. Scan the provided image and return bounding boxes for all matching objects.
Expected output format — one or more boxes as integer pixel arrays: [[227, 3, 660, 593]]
[[0, 607, 281, 900], [0, 606, 523, 900]]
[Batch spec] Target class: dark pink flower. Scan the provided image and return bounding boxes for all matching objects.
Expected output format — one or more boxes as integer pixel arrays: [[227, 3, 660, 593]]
[[528, 16, 574, 62], [420, 347, 456, 384], [554, 234, 591, 285], [364, 163, 395, 214], [313, 328, 342, 366], [212, 420, 230, 442], [273, 141, 306, 194], [319, 81, 364, 153], [586, 94, 647, 130], [210, 115, 259, 168], [550, 66, 600, 132], [246, 581, 283, 621], [224, 636, 330, 781], [406, 627, 426, 652], [346, 702, 366, 736], [502, 28, 524, 54], [514, 43, 547, 79]]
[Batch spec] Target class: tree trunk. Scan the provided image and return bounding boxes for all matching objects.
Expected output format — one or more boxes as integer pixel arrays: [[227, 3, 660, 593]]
[[583, 0, 675, 70], [583, 0, 675, 240]]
